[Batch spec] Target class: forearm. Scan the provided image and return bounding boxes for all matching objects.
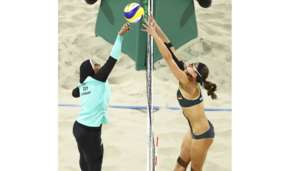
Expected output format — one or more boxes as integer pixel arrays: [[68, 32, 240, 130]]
[[164, 42, 185, 70], [155, 25, 170, 43], [151, 33, 172, 61], [110, 34, 124, 60], [151, 33, 188, 84], [95, 34, 124, 82], [155, 24, 177, 54]]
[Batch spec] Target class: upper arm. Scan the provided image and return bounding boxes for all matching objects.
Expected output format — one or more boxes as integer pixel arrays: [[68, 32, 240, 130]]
[[94, 56, 117, 82], [165, 57, 189, 85]]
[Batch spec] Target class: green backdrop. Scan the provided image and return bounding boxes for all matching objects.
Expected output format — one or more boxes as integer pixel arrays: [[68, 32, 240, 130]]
[[95, 0, 198, 70]]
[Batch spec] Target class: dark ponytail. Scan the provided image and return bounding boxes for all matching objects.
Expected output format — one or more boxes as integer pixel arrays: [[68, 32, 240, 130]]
[[202, 80, 217, 99], [195, 62, 217, 100]]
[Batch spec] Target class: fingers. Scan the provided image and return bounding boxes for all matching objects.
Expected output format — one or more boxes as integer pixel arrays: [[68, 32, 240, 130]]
[[124, 23, 130, 28], [123, 23, 130, 31], [148, 15, 154, 24], [148, 16, 154, 25], [141, 24, 150, 33], [147, 15, 152, 23], [144, 22, 152, 31], [141, 28, 152, 36], [144, 18, 151, 26], [141, 27, 150, 34], [148, 15, 155, 23], [142, 23, 153, 30], [118, 23, 131, 35], [143, 19, 155, 29], [144, 19, 148, 25], [142, 23, 149, 30], [123, 22, 130, 27]]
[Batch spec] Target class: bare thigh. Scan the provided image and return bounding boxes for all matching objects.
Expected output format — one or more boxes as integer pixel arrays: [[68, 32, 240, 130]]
[[174, 131, 192, 171], [190, 138, 213, 171]]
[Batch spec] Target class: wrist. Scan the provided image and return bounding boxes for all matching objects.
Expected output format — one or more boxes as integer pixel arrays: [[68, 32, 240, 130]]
[[151, 32, 158, 38], [165, 42, 173, 48], [150, 28, 158, 35], [155, 25, 160, 32], [116, 34, 124, 41]]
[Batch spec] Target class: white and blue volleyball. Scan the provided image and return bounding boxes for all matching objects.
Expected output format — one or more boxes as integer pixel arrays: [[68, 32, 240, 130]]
[[123, 2, 144, 23]]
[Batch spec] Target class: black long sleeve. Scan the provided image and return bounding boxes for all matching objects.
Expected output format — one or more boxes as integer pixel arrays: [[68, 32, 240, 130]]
[[164, 42, 185, 70], [72, 87, 80, 98], [94, 56, 117, 82]]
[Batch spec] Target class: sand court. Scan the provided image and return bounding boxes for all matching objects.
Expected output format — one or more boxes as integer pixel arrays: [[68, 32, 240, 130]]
[[59, 0, 231, 170], [59, 100, 231, 171]]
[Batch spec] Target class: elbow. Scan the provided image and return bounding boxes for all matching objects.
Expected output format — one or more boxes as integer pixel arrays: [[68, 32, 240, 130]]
[[72, 89, 80, 98], [72, 92, 78, 98], [72, 93, 77, 98]]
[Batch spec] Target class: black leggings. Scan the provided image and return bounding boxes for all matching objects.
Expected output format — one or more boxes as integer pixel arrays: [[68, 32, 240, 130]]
[[197, 0, 212, 8], [73, 121, 103, 171]]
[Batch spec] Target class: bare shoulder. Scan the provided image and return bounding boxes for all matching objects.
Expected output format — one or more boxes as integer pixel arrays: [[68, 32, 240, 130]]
[[179, 82, 200, 99]]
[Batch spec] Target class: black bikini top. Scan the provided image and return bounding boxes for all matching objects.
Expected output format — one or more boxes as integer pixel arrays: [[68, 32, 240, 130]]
[[177, 89, 203, 107], [164, 42, 204, 107]]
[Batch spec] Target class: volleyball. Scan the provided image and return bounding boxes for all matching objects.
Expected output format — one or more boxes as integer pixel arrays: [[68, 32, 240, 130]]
[[123, 2, 144, 23]]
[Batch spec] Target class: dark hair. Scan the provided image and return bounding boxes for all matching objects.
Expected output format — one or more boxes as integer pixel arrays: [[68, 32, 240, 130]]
[[195, 62, 217, 100], [85, 0, 98, 5], [203, 80, 217, 99]]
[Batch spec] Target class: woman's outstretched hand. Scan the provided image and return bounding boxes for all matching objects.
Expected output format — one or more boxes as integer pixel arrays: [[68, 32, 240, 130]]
[[148, 15, 160, 30], [142, 16, 157, 37], [118, 23, 130, 36]]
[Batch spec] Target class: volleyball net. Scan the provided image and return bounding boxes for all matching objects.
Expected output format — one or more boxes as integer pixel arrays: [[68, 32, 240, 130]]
[[146, 1, 156, 171]]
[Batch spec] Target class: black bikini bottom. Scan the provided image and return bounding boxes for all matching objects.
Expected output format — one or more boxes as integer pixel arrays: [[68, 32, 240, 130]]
[[186, 119, 215, 139]]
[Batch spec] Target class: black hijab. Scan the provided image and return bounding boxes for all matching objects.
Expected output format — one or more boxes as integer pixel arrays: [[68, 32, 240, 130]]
[[80, 59, 95, 83]]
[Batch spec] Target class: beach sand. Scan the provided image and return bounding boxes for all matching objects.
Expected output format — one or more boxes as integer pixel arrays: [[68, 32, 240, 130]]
[[59, 0, 231, 170]]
